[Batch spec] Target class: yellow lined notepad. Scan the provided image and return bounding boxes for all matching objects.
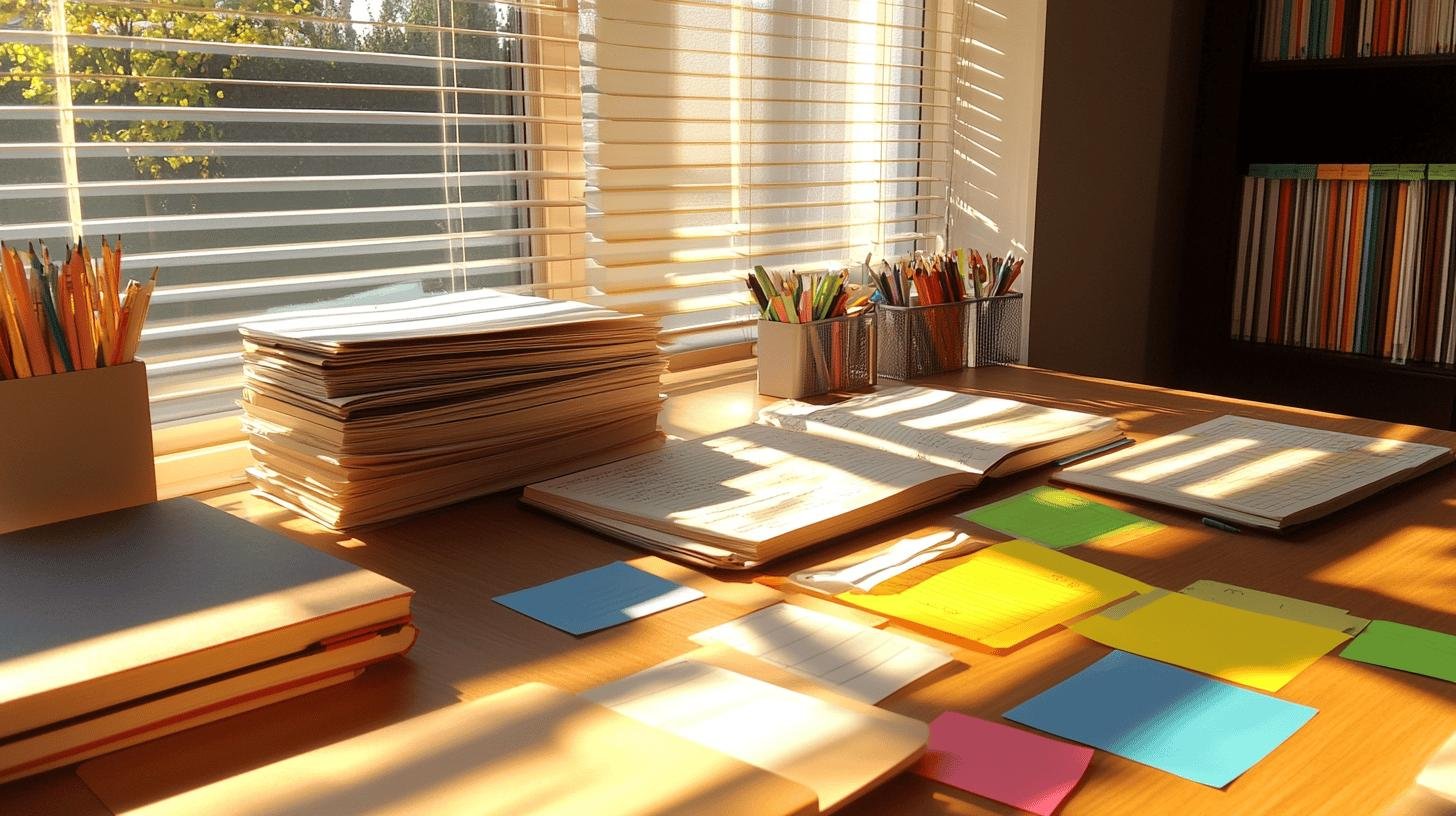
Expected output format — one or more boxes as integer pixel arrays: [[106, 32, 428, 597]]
[[836, 539, 1152, 650], [1069, 590, 1351, 691]]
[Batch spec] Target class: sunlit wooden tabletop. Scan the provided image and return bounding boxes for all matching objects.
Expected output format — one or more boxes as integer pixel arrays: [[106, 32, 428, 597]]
[[3, 360, 1454, 815]]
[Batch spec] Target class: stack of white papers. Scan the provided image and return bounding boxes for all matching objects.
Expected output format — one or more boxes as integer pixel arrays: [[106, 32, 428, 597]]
[[240, 289, 666, 529]]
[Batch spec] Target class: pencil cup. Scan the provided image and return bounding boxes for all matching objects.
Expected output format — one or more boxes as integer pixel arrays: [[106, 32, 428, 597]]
[[969, 293, 1023, 367], [756, 312, 876, 399], [0, 362, 157, 534], [876, 299, 974, 380], [876, 294, 1024, 380]]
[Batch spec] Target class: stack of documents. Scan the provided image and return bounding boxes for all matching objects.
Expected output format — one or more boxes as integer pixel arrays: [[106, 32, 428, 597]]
[[526, 387, 1125, 568], [0, 499, 416, 783], [240, 289, 666, 529]]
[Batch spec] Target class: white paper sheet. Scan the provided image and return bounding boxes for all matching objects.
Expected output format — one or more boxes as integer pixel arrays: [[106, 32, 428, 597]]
[[689, 603, 952, 703]]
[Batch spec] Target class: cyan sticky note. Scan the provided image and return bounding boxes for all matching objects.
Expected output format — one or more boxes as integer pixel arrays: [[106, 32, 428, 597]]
[[493, 561, 705, 635], [1004, 651, 1318, 788]]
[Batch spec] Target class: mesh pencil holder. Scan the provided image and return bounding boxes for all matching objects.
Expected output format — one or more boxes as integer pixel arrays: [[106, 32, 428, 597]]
[[970, 293, 1023, 367], [877, 293, 1023, 380], [756, 311, 876, 399]]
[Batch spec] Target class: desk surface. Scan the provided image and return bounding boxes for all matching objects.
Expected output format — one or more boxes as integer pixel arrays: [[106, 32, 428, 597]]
[[4, 362, 1454, 815]]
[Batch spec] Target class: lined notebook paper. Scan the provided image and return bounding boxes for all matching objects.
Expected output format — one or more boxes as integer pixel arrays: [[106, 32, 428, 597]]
[[690, 603, 952, 703], [837, 539, 1151, 650], [1056, 415, 1451, 529]]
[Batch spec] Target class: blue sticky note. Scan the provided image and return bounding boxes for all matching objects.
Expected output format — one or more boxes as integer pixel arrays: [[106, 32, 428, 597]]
[[493, 561, 705, 636], [1004, 651, 1317, 788]]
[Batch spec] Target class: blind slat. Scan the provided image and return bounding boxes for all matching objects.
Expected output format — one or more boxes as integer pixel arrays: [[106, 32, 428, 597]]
[[0, 142, 584, 158], [0, 200, 582, 241], [1, 170, 584, 199], [2, 28, 582, 73], [2, 105, 580, 128]]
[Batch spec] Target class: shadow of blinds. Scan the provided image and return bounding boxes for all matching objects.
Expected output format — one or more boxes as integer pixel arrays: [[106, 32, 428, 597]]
[[945, 0, 1044, 361], [580, 0, 956, 359]]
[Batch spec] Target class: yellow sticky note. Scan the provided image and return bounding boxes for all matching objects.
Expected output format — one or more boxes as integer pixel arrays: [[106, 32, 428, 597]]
[[1070, 590, 1351, 691], [1180, 580, 1370, 636], [837, 539, 1151, 650]]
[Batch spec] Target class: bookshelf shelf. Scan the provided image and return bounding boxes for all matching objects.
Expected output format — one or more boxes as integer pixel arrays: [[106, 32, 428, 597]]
[[1252, 53, 1456, 71], [1176, 0, 1456, 430], [1227, 339, 1456, 380]]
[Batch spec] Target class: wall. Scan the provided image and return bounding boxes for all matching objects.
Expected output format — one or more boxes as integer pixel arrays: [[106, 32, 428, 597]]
[[1026, 0, 1207, 384], [945, 0, 1047, 363]]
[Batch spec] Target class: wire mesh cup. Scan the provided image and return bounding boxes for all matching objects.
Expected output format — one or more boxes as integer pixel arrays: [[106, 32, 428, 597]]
[[877, 293, 1023, 380], [971, 293, 1023, 367], [876, 299, 971, 380], [756, 311, 876, 399]]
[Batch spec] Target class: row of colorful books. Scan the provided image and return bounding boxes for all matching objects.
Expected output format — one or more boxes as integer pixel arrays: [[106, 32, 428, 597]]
[[1258, 0, 1456, 60], [1259, 0, 1349, 60], [1232, 174, 1456, 366], [1358, 0, 1456, 56]]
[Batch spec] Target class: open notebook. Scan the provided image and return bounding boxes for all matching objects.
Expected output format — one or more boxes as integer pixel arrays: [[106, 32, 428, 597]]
[[524, 387, 1124, 568], [1055, 415, 1452, 530]]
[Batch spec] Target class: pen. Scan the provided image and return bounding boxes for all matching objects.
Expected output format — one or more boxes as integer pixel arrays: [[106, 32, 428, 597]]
[[1201, 517, 1242, 534]]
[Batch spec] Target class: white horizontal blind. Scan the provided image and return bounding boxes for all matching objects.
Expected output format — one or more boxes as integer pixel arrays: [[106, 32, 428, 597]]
[[0, 0, 584, 426], [580, 0, 954, 357]]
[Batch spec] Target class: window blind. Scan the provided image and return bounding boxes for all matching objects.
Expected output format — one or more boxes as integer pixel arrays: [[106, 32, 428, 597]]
[[579, 0, 954, 359], [0, 0, 584, 427]]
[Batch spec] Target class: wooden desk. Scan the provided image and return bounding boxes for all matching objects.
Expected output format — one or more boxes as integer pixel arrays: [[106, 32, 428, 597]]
[[3, 361, 1454, 815]]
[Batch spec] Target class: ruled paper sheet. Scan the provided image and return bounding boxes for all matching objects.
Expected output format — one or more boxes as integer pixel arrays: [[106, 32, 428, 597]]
[[690, 603, 953, 703]]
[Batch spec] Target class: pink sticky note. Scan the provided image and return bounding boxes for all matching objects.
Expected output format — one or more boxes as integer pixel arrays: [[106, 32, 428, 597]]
[[913, 712, 1093, 816]]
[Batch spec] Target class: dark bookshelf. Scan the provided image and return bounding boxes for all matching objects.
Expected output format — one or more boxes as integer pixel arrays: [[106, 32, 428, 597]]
[[1176, 0, 1456, 430]]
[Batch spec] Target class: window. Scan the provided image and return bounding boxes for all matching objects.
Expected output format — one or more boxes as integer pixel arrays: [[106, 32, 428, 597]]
[[0, 0, 584, 435], [579, 0, 954, 364]]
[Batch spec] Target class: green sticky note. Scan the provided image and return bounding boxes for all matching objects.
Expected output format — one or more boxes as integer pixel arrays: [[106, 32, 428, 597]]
[[1428, 164, 1456, 181], [1339, 620, 1456, 683], [1248, 163, 1272, 178], [1369, 164, 1400, 180], [959, 487, 1164, 550]]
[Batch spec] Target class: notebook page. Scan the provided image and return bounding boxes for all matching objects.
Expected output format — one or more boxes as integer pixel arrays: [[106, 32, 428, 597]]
[[758, 387, 1117, 475], [526, 423, 962, 547], [690, 603, 952, 703], [1059, 415, 1450, 521]]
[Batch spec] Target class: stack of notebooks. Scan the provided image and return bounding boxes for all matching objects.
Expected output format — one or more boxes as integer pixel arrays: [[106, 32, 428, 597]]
[[525, 386, 1125, 568], [240, 289, 667, 529], [0, 498, 415, 783]]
